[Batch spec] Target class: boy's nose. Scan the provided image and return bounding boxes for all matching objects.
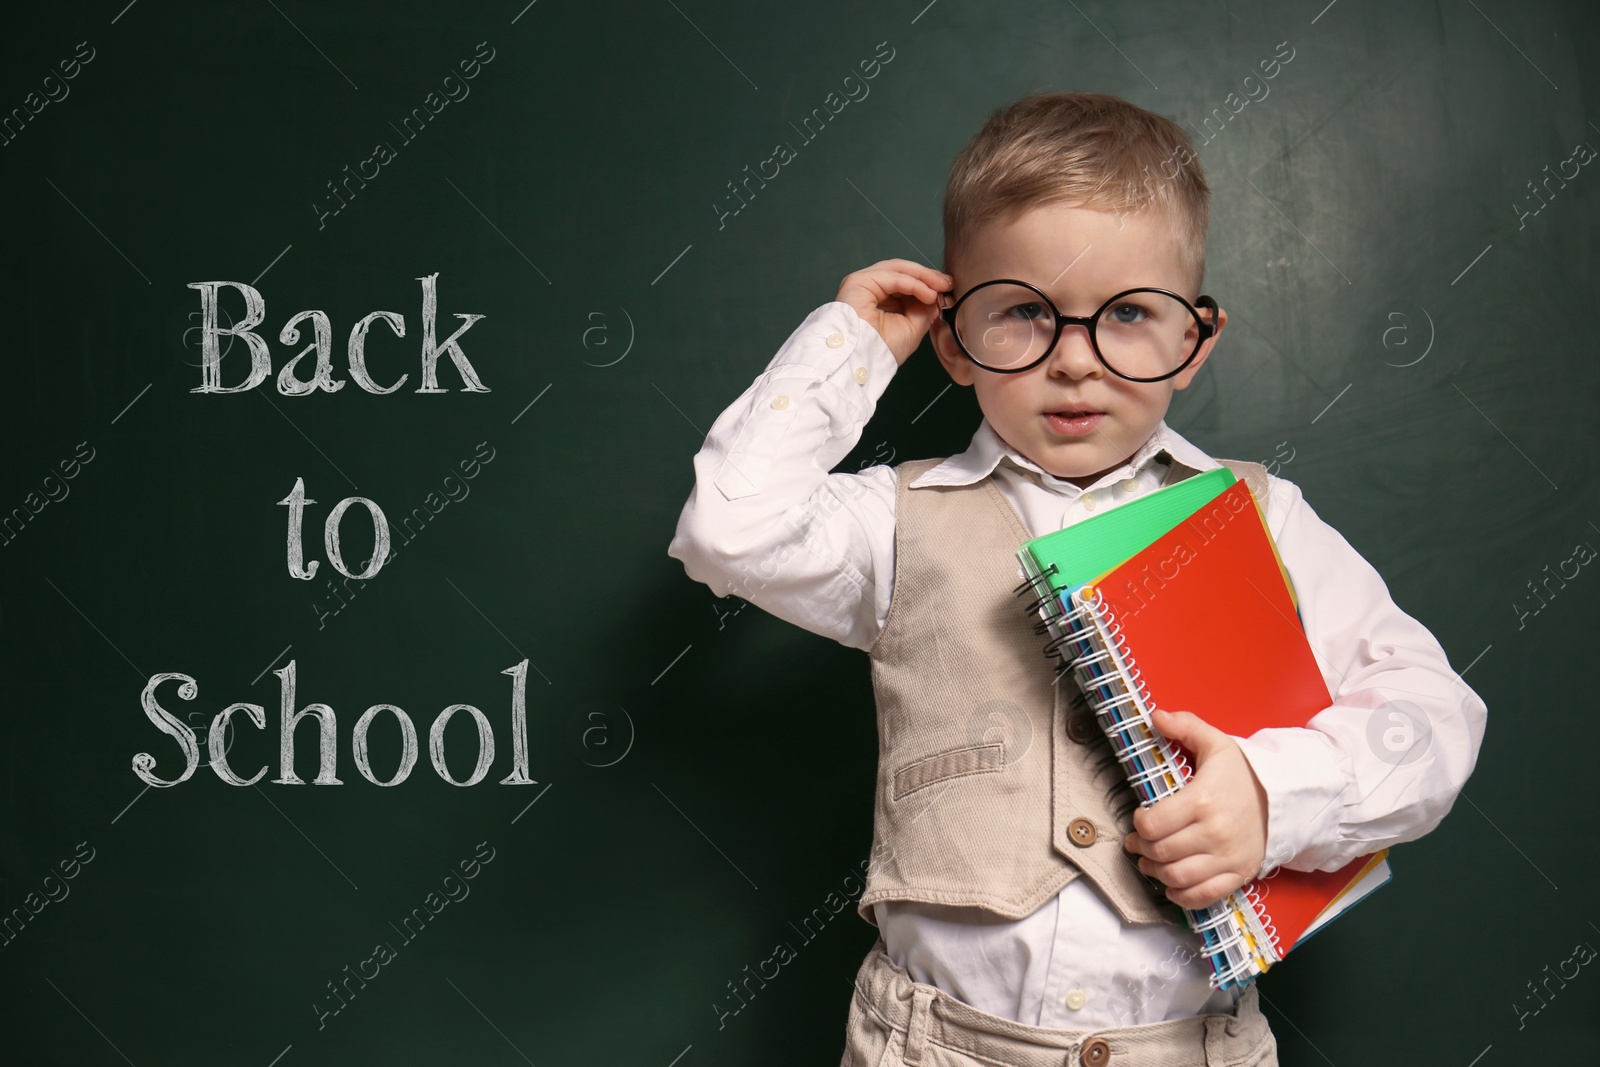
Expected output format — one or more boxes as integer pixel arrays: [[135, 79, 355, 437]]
[[1045, 323, 1102, 378]]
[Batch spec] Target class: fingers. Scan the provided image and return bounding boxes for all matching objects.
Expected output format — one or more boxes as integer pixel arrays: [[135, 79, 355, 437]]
[[1135, 850, 1209, 890], [857, 258, 953, 290], [1127, 803, 1261, 912], [837, 261, 953, 309], [1161, 872, 1248, 911], [1151, 708, 1226, 761], [1134, 845, 1250, 908], [833, 261, 955, 365], [1130, 789, 1200, 842], [1124, 821, 1209, 865]]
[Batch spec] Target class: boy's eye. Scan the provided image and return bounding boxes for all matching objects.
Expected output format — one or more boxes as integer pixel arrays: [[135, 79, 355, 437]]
[[1100, 302, 1152, 327], [1005, 301, 1050, 320]]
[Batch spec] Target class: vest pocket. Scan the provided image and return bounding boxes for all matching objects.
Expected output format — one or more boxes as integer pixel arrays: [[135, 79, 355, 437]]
[[890, 742, 1004, 800]]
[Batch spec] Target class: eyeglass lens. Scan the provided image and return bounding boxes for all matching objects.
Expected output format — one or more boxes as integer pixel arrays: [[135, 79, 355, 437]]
[[952, 285, 1199, 378]]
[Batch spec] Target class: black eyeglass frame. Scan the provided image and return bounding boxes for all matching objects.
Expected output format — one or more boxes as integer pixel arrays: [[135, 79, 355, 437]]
[[937, 280, 1220, 383]]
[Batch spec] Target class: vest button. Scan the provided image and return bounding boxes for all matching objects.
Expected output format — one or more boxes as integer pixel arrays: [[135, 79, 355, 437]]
[[1066, 712, 1098, 744], [1080, 1037, 1111, 1067], [1067, 817, 1098, 847]]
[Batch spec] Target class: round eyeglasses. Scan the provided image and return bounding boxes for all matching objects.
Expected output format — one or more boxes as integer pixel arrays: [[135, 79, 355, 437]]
[[938, 280, 1219, 383]]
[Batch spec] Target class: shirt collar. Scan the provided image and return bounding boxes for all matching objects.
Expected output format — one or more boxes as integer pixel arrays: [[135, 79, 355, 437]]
[[906, 418, 1217, 493]]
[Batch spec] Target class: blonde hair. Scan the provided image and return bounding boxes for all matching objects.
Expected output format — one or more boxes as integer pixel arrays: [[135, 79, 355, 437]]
[[942, 93, 1210, 297]]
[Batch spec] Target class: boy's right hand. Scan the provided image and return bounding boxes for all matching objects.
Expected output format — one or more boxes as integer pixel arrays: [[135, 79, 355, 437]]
[[836, 259, 953, 366]]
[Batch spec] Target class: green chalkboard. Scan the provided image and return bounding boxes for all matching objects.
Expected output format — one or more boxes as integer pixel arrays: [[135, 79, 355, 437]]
[[2, 1, 1597, 1063]]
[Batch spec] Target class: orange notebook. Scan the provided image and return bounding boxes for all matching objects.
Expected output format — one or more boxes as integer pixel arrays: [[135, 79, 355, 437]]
[[1067, 479, 1389, 981]]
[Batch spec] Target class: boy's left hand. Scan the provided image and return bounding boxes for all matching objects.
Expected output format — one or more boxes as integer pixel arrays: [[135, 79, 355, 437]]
[[1122, 708, 1269, 910]]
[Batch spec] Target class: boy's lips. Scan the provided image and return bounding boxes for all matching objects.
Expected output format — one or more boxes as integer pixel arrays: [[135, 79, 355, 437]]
[[1042, 409, 1105, 436]]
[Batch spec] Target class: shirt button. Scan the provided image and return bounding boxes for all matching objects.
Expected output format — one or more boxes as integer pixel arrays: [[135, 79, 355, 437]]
[[854, 365, 868, 384], [1080, 1037, 1111, 1067], [1121, 478, 1141, 493], [771, 394, 791, 410], [825, 331, 846, 348], [1064, 988, 1088, 1011], [1080, 492, 1097, 511], [1067, 817, 1098, 847]]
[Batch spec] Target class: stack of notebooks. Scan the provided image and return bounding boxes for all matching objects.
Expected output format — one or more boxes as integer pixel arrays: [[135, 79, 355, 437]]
[[1014, 467, 1391, 989]]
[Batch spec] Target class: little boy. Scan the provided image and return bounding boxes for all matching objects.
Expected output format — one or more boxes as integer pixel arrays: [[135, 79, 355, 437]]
[[668, 92, 1485, 1067]]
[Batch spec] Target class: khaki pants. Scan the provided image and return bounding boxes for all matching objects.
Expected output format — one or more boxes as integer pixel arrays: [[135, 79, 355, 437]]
[[841, 938, 1278, 1067]]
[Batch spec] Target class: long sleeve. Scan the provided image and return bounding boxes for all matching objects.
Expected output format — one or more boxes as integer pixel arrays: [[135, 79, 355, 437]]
[[667, 302, 904, 651], [1232, 475, 1488, 875]]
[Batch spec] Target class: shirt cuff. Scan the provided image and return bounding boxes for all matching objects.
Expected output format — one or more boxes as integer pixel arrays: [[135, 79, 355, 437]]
[[1231, 726, 1349, 877], [812, 301, 901, 428], [709, 302, 901, 502]]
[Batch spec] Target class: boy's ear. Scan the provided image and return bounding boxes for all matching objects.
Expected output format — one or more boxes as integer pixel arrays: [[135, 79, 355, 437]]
[[929, 315, 976, 386], [1172, 304, 1227, 391]]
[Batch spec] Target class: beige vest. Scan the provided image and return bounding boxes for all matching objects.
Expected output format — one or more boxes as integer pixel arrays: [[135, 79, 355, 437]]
[[857, 451, 1271, 928]]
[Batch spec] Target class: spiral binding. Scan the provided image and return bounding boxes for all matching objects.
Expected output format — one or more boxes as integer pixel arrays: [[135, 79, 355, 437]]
[[1067, 589, 1191, 804], [1184, 887, 1275, 989], [1246, 883, 1282, 957], [1014, 554, 1275, 989]]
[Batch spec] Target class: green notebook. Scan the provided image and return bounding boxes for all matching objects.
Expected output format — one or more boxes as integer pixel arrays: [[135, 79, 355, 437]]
[[1017, 467, 1237, 592]]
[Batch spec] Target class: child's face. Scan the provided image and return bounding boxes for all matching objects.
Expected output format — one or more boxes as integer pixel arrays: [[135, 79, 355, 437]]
[[930, 201, 1225, 488]]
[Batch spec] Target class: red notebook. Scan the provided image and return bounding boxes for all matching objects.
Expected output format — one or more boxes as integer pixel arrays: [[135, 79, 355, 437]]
[[1079, 479, 1389, 966]]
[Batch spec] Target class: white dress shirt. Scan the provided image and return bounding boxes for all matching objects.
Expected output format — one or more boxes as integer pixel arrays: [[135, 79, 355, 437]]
[[667, 301, 1487, 1028]]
